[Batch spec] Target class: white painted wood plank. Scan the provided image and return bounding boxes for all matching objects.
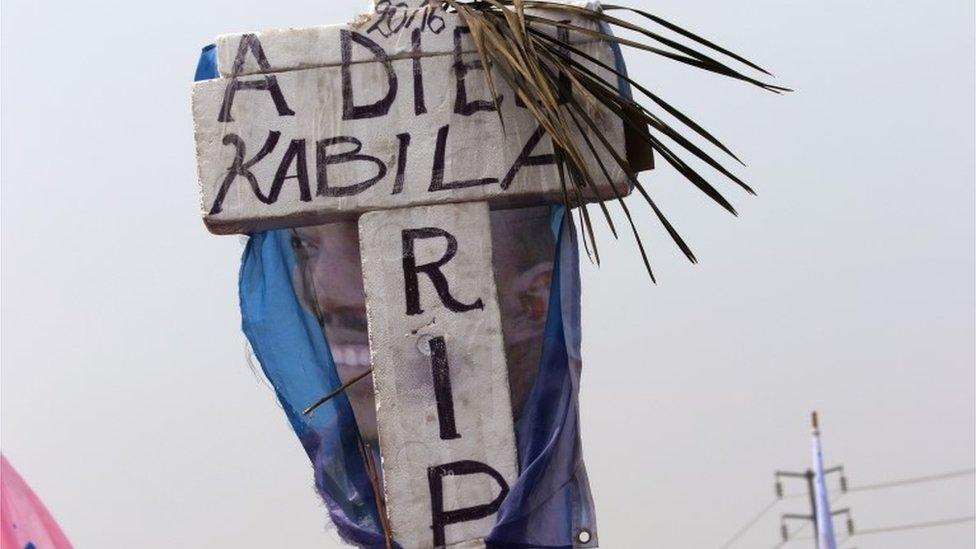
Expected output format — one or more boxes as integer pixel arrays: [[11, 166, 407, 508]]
[[193, 43, 629, 234], [213, 5, 604, 78], [359, 202, 517, 548]]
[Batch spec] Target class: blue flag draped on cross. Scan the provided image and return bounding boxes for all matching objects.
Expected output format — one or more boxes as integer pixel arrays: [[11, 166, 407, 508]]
[[192, 1, 641, 546]]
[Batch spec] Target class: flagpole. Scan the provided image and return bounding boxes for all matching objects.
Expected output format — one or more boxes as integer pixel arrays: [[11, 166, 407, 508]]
[[812, 411, 838, 549]]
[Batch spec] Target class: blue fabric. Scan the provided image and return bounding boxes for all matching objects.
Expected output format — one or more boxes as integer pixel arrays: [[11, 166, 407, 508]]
[[487, 210, 595, 548], [194, 34, 600, 546], [194, 44, 217, 82], [195, 49, 389, 547], [239, 232, 389, 547], [484, 14, 632, 543], [233, 214, 590, 549]]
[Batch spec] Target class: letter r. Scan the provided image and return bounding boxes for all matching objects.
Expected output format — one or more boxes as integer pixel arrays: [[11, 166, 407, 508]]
[[401, 228, 484, 316]]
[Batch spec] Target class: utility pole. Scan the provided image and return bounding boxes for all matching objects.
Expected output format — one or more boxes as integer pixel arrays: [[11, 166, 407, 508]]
[[774, 413, 855, 547]]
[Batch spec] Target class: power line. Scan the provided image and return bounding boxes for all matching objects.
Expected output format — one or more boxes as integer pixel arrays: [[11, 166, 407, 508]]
[[783, 515, 975, 540], [853, 515, 975, 536], [770, 521, 805, 549], [848, 467, 975, 493], [779, 466, 975, 498], [770, 517, 807, 549], [721, 486, 859, 548], [769, 493, 845, 549], [717, 498, 779, 549], [718, 465, 975, 549]]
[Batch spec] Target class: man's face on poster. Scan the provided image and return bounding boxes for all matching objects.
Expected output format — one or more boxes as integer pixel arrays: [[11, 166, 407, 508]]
[[291, 207, 555, 443]]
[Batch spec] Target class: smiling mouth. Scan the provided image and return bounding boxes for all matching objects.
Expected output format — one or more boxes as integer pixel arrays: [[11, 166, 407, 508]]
[[330, 343, 372, 373]]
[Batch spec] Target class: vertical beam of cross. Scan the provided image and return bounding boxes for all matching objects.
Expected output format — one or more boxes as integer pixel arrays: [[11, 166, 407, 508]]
[[360, 202, 517, 547]]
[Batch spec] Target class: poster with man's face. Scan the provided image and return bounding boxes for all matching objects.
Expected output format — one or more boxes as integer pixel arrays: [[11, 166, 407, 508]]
[[290, 206, 556, 443]]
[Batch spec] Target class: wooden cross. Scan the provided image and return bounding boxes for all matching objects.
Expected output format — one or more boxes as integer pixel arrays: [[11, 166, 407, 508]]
[[192, 1, 646, 546]]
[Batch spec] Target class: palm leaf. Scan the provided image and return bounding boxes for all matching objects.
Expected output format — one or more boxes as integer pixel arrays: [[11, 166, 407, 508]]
[[442, 0, 786, 279]]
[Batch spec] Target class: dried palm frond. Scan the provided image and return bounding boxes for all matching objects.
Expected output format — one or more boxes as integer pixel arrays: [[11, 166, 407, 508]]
[[441, 0, 788, 280]]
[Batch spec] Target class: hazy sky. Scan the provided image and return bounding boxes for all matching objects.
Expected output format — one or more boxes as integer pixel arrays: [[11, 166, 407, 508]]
[[2, 0, 973, 548]]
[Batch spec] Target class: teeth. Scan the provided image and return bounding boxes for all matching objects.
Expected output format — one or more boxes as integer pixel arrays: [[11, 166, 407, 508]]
[[332, 344, 371, 367]]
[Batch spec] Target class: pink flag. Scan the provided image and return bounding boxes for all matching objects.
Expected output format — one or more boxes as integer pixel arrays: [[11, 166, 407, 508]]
[[1, 455, 72, 549]]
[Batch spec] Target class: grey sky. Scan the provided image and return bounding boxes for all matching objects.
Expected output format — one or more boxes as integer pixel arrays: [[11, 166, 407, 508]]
[[1, 0, 973, 548]]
